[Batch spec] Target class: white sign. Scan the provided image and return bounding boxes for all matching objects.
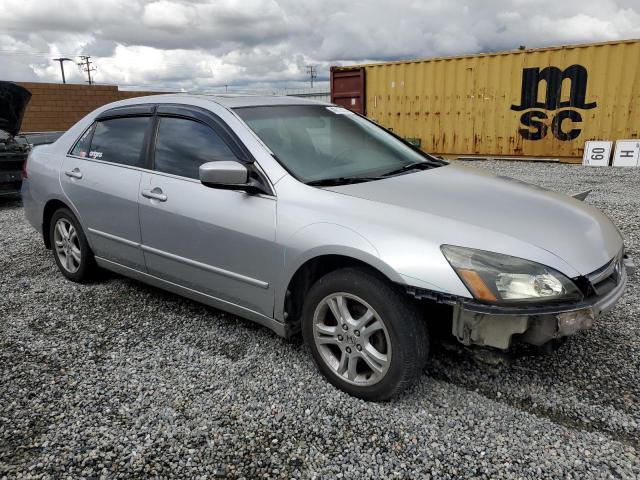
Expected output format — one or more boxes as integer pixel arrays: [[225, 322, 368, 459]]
[[582, 141, 612, 166], [612, 140, 640, 167]]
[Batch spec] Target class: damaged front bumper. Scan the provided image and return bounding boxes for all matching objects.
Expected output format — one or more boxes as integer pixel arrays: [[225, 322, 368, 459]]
[[410, 254, 635, 350]]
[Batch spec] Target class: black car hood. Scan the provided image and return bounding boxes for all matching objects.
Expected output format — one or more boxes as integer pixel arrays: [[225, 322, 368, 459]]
[[0, 82, 31, 137]]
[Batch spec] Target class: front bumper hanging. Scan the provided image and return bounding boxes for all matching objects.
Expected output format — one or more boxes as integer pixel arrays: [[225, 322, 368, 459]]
[[410, 254, 634, 350]]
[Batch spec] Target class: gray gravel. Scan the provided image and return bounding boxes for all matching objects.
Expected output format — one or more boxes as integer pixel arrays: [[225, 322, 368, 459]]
[[1, 160, 639, 479]]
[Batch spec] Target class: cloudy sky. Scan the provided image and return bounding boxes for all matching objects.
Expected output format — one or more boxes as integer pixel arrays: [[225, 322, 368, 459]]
[[0, 0, 638, 92]]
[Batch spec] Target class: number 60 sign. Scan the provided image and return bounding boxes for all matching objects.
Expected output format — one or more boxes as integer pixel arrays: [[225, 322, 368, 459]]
[[582, 141, 612, 166]]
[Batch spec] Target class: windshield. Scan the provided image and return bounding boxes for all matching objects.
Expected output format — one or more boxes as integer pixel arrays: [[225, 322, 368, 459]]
[[235, 105, 444, 184]]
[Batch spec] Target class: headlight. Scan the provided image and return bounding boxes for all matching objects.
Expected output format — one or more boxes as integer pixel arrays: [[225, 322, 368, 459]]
[[441, 245, 583, 304]]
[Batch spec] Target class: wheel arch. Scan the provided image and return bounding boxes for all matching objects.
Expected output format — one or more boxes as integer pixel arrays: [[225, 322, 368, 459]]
[[278, 250, 405, 336], [42, 199, 71, 249], [42, 198, 86, 249], [275, 222, 407, 333]]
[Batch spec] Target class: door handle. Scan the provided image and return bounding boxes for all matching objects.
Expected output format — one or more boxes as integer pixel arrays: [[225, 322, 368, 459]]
[[141, 188, 167, 202], [64, 168, 82, 179]]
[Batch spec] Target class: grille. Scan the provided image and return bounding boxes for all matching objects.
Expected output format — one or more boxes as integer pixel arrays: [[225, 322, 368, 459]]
[[586, 251, 624, 297]]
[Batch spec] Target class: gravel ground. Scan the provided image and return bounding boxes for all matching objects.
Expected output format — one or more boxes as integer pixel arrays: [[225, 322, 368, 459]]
[[1, 160, 639, 479]]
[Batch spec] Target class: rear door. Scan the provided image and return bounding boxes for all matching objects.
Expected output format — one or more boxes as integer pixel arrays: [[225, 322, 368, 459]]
[[137, 105, 278, 317], [61, 107, 154, 270]]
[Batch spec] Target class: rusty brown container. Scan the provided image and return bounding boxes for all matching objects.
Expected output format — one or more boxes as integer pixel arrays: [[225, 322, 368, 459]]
[[331, 39, 640, 162]]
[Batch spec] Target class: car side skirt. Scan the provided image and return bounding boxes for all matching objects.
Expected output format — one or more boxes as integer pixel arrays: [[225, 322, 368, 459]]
[[95, 257, 287, 337]]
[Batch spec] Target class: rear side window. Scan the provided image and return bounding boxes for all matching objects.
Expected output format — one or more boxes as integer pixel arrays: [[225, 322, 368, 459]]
[[153, 116, 238, 179], [88, 116, 150, 167]]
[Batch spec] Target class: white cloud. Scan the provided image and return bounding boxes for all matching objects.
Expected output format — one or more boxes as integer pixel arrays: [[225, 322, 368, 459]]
[[0, 0, 637, 90], [142, 1, 196, 30]]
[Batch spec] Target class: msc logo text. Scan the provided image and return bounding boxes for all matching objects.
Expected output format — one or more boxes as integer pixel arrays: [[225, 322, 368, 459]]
[[511, 64, 596, 141]]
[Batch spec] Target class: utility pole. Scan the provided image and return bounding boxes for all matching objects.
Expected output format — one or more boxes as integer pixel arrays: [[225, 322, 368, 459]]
[[306, 65, 317, 88], [78, 55, 97, 85], [52, 57, 73, 83]]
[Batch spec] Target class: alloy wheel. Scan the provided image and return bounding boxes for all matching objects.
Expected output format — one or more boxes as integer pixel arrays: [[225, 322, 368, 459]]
[[312, 292, 392, 386], [53, 218, 81, 274]]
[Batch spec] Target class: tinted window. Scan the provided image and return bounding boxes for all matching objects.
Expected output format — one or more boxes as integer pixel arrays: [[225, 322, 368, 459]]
[[153, 117, 238, 179], [70, 124, 95, 157], [89, 116, 150, 166]]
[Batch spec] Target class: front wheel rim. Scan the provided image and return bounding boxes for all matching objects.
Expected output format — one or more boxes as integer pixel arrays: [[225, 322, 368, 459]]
[[54, 218, 81, 274], [312, 292, 392, 386]]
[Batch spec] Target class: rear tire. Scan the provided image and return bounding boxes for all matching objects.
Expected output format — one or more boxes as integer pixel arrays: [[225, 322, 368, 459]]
[[50, 207, 98, 283], [301, 267, 429, 401]]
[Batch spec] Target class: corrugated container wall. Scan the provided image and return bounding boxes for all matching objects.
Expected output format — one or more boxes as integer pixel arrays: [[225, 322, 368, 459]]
[[331, 40, 640, 161]]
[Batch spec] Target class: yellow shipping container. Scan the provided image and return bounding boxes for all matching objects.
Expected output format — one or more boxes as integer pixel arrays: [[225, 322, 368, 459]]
[[331, 39, 640, 162]]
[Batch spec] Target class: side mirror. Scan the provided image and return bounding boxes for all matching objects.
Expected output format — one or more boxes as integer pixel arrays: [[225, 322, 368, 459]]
[[199, 160, 268, 195], [199, 161, 248, 187]]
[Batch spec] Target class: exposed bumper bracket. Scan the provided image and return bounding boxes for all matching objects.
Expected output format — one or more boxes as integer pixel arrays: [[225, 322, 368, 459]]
[[451, 305, 597, 350], [409, 254, 631, 350]]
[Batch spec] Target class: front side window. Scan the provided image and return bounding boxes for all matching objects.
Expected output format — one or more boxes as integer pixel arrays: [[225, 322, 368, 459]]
[[235, 105, 444, 184], [89, 116, 150, 167], [153, 117, 239, 179]]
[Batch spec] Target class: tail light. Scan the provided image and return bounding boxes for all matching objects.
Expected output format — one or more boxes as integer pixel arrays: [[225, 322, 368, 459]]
[[22, 153, 29, 179]]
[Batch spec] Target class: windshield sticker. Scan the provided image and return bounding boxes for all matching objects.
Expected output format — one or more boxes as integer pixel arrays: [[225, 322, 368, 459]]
[[89, 151, 103, 159], [326, 106, 355, 115]]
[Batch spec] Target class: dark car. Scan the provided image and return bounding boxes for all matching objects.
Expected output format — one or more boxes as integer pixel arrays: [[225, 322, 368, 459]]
[[0, 82, 65, 196], [0, 82, 31, 196]]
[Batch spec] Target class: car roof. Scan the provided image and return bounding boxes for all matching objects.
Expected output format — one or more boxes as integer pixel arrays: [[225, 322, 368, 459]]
[[196, 94, 332, 108], [113, 93, 332, 109]]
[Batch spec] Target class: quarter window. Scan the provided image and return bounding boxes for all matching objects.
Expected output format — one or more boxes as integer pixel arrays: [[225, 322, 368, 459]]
[[153, 117, 238, 179], [70, 124, 94, 157], [88, 116, 150, 167]]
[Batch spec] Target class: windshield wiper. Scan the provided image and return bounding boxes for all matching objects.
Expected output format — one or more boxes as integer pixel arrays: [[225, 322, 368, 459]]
[[306, 176, 382, 187], [381, 161, 433, 177]]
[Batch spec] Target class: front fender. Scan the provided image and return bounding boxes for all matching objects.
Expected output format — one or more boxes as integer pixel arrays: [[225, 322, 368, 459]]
[[273, 222, 405, 321]]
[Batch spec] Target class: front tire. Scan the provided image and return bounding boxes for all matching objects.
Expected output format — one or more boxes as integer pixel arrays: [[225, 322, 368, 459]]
[[302, 268, 429, 401], [50, 207, 98, 283]]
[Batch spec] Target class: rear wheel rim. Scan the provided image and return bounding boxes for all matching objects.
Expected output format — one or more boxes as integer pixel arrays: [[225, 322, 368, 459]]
[[313, 292, 392, 386], [54, 218, 81, 274]]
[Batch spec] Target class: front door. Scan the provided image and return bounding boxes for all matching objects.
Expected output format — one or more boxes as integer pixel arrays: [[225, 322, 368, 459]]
[[61, 114, 152, 270], [138, 114, 278, 317]]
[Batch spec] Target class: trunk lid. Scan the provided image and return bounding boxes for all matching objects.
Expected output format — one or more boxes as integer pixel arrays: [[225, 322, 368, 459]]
[[0, 82, 31, 137]]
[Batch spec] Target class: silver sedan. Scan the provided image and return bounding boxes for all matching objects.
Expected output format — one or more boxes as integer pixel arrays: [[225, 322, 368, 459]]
[[22, 95, 633, 400]]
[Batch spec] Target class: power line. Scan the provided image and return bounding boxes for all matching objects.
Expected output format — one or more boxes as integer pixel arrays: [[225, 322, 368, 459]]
[[306, 65, 317, 88], [0, 48, 327, 90], [0, 49, 87, 57], [78, 55, 97, 85], [0, 49, 284, 72]]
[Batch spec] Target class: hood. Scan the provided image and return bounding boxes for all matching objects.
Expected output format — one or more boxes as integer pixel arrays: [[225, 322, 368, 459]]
[[326, 164, 623, 276], [0, 82, 31, 137]]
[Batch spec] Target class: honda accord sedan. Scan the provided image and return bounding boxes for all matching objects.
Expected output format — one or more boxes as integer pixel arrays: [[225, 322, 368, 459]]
[[22, 95, 633, 400]]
